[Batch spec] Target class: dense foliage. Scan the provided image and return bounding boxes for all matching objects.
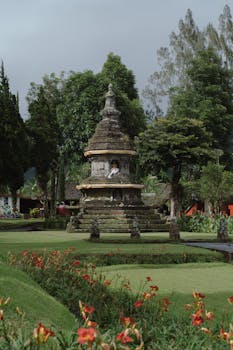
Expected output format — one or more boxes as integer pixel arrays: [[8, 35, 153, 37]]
[[0, 63, 28, 208]]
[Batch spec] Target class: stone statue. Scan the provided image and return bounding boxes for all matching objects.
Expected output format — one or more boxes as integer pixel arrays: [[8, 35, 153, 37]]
[[131, 215, 141, 239], [66, 209, 84, 233], [90, 218, 100, 239], [108, 160, 120, 178]]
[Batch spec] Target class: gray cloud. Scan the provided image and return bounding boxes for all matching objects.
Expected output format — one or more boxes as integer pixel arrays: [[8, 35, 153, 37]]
[[0, 0, 229, 118]]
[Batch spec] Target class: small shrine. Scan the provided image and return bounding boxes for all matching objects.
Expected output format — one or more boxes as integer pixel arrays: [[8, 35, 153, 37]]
[[67, 84, 168, 234]]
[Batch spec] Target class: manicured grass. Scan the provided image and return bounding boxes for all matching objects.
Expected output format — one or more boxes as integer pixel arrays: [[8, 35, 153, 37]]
[[99, 262, 233, 318], [0, 230, 229, 326], [99, 262, 233, 294], [0, 231, 223, 259], [0, 262, 76, 329]]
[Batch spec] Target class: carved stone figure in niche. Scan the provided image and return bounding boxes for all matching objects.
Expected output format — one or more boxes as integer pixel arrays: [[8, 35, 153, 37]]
[[131, 215, 141, 239], [108, 160, 120, 178], [90, 218, 100, 239]]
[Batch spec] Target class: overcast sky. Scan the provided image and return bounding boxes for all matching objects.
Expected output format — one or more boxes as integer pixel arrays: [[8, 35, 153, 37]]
[[0, 0, 230, 119]]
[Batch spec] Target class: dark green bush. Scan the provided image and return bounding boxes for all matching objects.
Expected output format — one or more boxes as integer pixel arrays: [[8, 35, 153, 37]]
[[77, 252, 224, 266]]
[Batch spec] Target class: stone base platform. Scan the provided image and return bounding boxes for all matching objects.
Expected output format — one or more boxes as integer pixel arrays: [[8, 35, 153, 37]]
[[68, 205, 169, 233]]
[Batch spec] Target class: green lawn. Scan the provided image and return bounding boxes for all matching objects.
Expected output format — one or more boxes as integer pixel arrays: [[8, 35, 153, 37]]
[[0, 230, 231, 325], [0, 230, 223, 258], [0, 262, 76, 329], [99, 262, 233, 318]]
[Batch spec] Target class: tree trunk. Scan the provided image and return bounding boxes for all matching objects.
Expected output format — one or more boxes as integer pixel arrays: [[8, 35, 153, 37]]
[[50, 171, 57, 217], [57, 155, 65, 203], [170, 166, 182, 218]]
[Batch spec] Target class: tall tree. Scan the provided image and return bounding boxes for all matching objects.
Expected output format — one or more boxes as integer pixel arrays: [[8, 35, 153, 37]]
[[144, 5, 233, 114], [198, 162, 233, 214], [0, 62, 28, 209], [136, 117, 212, 217], [26, 86, 60, 216], [57, 53, 146, 164], [169, 48, 233, 156]]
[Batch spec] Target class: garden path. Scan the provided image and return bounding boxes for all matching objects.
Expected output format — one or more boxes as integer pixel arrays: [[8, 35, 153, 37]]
[[184, 242, 233, 253]]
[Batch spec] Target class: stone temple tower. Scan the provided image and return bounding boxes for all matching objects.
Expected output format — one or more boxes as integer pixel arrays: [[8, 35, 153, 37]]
[[68, 84, 168, 234]]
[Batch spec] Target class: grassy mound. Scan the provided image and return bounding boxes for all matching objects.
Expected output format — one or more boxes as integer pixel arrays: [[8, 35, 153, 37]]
[[0, 262, 76, 329]]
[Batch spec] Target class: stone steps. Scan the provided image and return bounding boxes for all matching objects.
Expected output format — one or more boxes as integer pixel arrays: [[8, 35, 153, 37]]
[[75, 227, 169, 233], [68, 205, 169, 234]]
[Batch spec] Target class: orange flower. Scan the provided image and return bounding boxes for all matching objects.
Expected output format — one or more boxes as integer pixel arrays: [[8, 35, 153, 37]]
[[142, 292, 153, 300], [192, 309, 204, 326], [228, 296, 233, 304], [192, 292, 205, 300], [185, 304, 192, 310], [123, 283, 131, 291], [196, 301, 205, 309], [150, 285, 159, 291], [201, 327, 211, 334], [77, 327, 97, 344], [205, 311, 214, 321], [160, 297, 171, 312], [146, 276, 152, 282], [116, 330, 133, 344], [104, 279, 111, 286], [134, 299, 143, 308], [87, 320, 98, 328], [120, 317, 134, 327], [83, 304, 95, 315], [219, 328, 233, 341], [33, 323, 55, 344]]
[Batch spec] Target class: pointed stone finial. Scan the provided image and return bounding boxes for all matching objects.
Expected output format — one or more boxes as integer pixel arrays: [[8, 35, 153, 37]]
[[104, 83, 115, 108], [101, 83, 121, 119]]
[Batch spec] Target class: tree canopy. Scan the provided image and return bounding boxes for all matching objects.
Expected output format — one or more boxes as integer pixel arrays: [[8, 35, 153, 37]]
[[0, 63, 28, 208], [136, 116, 212, 216]]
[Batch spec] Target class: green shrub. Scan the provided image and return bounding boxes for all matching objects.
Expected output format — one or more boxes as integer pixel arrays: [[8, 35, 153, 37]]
[[178, 214, 233, 234]]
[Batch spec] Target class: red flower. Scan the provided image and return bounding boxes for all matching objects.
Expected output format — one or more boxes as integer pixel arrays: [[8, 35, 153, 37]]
[[192, 292, 205, 300], [34, 323, 55, 344], [160, 297, 171, 312], [120, 316, 134, 327], [150, 285, 159, 291], [134, 299, 143, 308], [82, 274, 90, 281], [22, 250, 28, 257], [192, 309, 204, 326], [146, 276, 152, 282], [72, 260, 80, 266], [83, 304, 95, 315], [228, 296, 233, 304], [77, 327, 97, 344], [51, 250, 58, 255], [116, 330, 133, 344]]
